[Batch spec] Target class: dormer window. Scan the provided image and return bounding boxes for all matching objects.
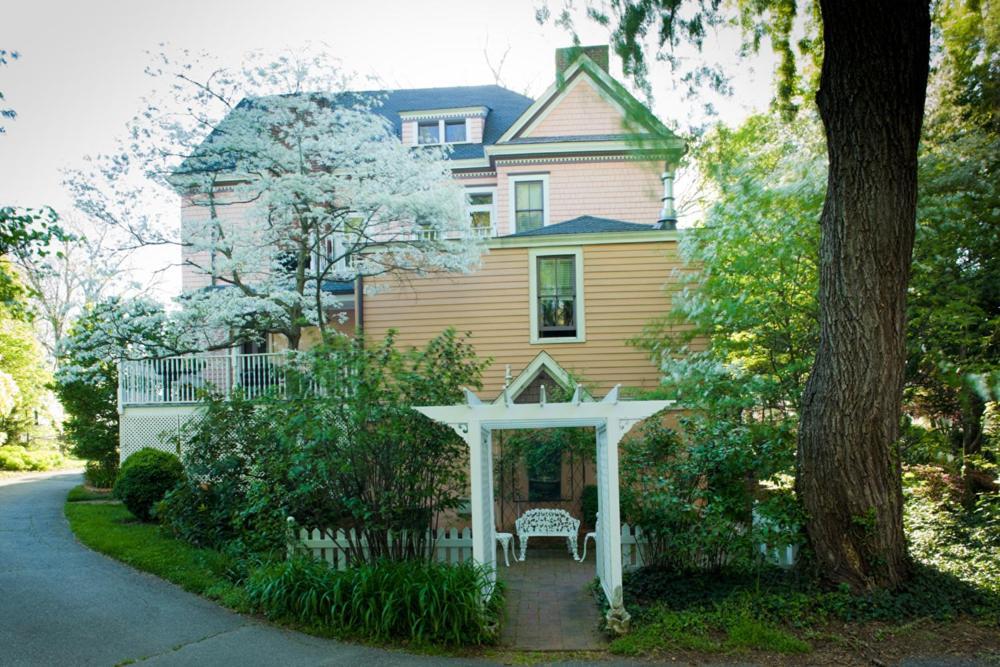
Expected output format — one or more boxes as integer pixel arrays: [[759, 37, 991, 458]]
[[401, 107, 487, 146], [418, 119, 467, 145]]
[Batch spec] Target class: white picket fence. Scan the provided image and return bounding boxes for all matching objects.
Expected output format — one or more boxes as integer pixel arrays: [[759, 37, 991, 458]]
[[288, 520, 797, 571], [619, 522, 799, 570], [289, 523, 474, 570]]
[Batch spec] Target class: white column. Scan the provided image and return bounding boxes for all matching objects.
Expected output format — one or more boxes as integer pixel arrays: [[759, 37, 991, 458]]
[[467, 422, 497, 587], [597, 418, 631, 633]]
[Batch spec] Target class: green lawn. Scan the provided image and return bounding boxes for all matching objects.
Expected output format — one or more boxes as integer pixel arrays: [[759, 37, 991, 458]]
[[64, 501, 250, 611], [66, 484, 113, 502]]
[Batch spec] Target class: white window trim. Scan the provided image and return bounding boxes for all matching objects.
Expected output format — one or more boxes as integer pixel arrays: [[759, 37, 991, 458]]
[[466, 186, 497, 238], [415, 118, 472, 146], [509, 173, 550, 234], [528, 246, 585, 344]]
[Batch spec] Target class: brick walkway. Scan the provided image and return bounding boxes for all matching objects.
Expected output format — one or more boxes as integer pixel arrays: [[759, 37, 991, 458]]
[[498, 545, 606, 650]]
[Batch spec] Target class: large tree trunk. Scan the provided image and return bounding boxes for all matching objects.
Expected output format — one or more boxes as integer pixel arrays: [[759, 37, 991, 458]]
[[797, 0, 930, 590]]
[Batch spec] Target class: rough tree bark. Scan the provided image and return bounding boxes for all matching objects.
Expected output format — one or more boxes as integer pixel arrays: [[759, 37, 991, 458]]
[[797, 0, 930, 590]]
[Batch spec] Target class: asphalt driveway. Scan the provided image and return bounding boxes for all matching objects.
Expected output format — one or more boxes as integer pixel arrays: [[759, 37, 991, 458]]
[[0, 472, 495, 666]]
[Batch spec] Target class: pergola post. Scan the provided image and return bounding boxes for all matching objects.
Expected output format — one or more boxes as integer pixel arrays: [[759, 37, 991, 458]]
[[597, 417, 630, 632], [466, 422, 497, 585]]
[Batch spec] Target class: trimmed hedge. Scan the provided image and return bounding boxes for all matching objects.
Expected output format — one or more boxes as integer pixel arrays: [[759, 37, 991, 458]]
[[113, 448, 184, 521]]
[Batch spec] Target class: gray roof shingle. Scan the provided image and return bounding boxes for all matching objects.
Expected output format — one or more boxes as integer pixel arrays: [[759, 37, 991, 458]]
[[181, 85, 533, 174], [503, 215, 656, 238]]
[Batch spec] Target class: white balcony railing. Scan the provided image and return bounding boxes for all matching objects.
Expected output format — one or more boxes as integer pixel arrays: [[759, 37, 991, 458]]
[[118, 352, 294, 406]]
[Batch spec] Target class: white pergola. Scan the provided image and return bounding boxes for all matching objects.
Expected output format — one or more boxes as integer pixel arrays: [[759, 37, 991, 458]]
[[415, 384, 671, 630]]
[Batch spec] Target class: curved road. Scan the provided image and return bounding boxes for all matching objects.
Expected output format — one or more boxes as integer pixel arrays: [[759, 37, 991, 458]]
[[0, 472, 491, 666]]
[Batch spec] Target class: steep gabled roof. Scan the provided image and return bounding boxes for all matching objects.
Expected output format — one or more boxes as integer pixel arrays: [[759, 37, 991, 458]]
[[495, 54, 684, 160], [502, 215, 654, 238]]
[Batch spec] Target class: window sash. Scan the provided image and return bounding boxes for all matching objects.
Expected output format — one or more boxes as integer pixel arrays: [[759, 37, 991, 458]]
[[417, 121, 440, 144], [515, 180, 545, 233], [444, 120, 467, 142], [536, 255, 576, 336]]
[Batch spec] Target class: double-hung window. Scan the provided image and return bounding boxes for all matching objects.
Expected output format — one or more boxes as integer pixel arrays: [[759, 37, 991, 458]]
[[529, 248, 585, 343], [510, 174, 549, 233]]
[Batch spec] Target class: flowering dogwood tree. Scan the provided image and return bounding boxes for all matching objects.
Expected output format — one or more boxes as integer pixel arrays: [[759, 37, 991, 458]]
[[69, 48, 483, 350]]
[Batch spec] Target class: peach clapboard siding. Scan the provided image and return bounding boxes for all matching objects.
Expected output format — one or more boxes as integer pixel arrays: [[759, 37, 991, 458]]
[[363, 239, 683, 397], [523, 76, 629, 138], [493, 159, 663, 236]]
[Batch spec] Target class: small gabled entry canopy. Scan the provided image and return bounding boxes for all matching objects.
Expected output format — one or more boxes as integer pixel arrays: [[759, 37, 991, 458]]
[[415, 382, 671, 631]]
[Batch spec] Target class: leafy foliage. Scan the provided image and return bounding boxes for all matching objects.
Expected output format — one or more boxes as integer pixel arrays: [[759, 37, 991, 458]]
[[615, 462, 1000, 657], [113, 448, 184, 522], [0, 49, 20, 134], [904, 466, 1000, 597], [625, 114, 821, 571], [905, 0, 1000, 463], [159, 392, 286, 557], [0, 261, 52, 446], [0, 444, 65, 471], [244, 557, 503, 645], [54, 297, 192, 483], [161, 328, 488, 564]]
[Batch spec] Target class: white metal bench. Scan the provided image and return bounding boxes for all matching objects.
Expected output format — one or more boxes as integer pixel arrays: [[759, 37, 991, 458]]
[[515, 508, 581, 561]]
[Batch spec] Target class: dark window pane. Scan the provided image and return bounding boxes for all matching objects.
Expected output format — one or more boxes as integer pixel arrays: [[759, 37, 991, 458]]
[[467, 192, 492, 206], [445, 120, 466, 142], [418, 122, 439, 144], [516, 210, 543, 232]]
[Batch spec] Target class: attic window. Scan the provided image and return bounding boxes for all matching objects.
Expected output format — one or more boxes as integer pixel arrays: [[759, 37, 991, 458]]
[[418, 121, 440, 144], [416, 119, 468, 145], [445, 120, 466, 142]]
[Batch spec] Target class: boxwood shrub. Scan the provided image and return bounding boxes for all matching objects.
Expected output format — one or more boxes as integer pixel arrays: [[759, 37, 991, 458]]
[[113, 448, 184, 521]]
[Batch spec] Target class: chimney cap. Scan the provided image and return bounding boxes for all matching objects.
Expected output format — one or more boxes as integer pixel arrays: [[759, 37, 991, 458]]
[[555, 45, 609, 77]]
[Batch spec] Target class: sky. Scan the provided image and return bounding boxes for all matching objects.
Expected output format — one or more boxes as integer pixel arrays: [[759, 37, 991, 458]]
[[0, 0, 778, 300]]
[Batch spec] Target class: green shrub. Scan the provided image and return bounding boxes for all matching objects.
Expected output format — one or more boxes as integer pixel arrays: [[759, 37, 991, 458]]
[[0, 445, 65, 471], [159, 480, 240, 551], [84, 459, 117, 488], [113, 448, 184, 521], [245, 557, 503, 645], [162, 329, 487, 564]]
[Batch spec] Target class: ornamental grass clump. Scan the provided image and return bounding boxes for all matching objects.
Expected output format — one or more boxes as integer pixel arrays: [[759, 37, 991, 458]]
[[245, 557, 503, 645]]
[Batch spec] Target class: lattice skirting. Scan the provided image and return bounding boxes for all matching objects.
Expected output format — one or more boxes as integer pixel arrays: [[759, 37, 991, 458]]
[[119, 406, 202, 463]]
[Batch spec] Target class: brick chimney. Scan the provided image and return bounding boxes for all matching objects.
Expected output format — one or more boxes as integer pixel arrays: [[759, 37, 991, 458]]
[[555, 45, 609, 77]]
